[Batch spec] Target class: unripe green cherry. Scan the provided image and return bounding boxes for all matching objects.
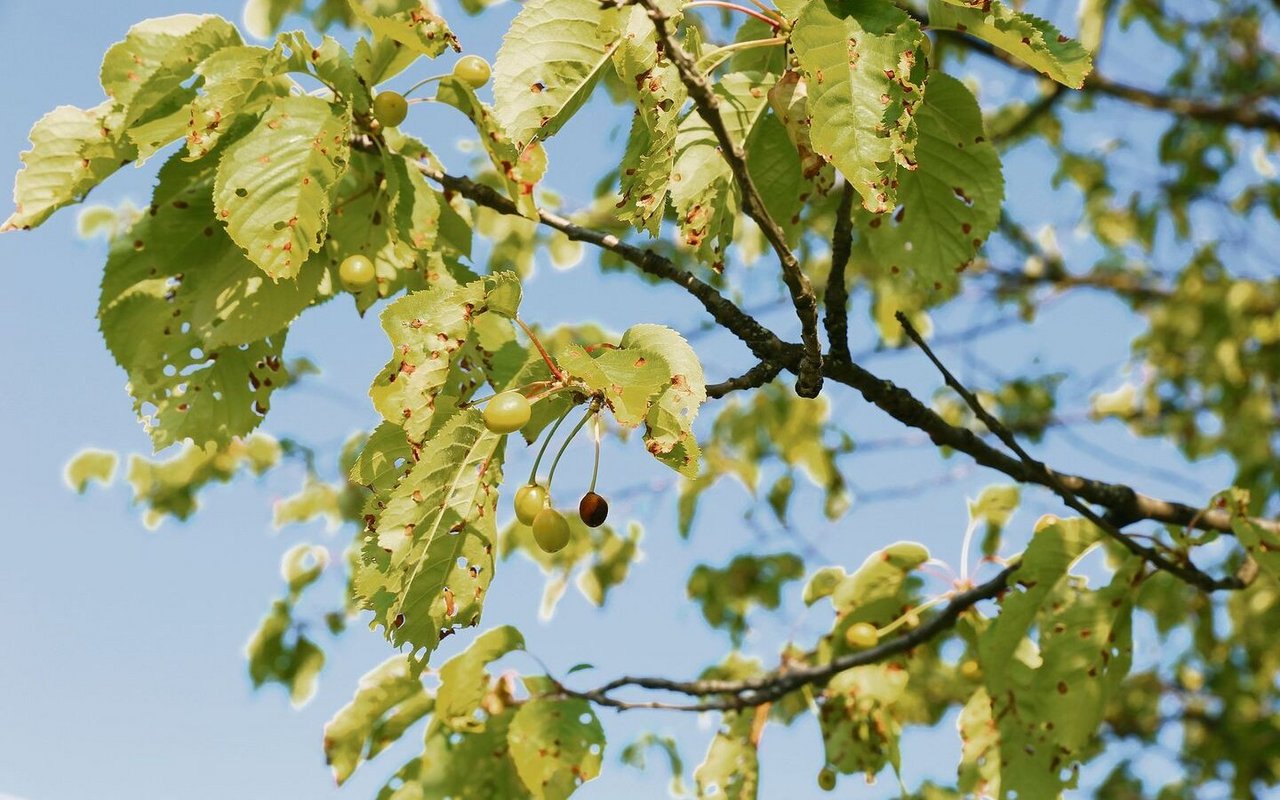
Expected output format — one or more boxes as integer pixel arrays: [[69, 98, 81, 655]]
[[372, 90, 409, 127], [339, 254, 376, 290], [532, 507, 571, 553], [453, 55, 492, 89], [483, 390, 531, 434], [844, 621, 879, 649], [514, 483, 549, 525], [817, 768, 836, 792], [578, 491, 608, 528]]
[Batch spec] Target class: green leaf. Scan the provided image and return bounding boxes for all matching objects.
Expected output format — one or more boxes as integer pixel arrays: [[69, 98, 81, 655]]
[[433, 625, 526, 732], [273, 479, 343, 529], [280, 543, 330, 593], [619, 323, 707, 476], [859, 73, 1004, 293], [556, 344, 670, 426], [3, 102, 136, 232], [694, 710, 758, 799], [493, 0, 624, 149], [1231, 507, 1280, 580], [64, 448, 119, 493], [185, 45, 292, 160], [101, 152, 320, 449], [928, 0, 1093, 88], [246, 599, 325, 708], [621, 733, 688, 797], [436, 77, 544, 219], [368, 272, 521, 442], [790, 0, 927, 213], [352, 409, 505, 663], [213, 95, 351, 279], [745, 111, 807, 239], [126, 435, 281, 527], [384, 705, 527, 799], [576, 522, 643, 607], [347, 0, 459, 60], [766, 71, 834, 193], [670, 71, 775, 268], [323, 654, 432, 785], [508, 694, 606, 799], [687, 553, 804, 645], [100, 14, 241, 128], [970, 483, 1020, 556], [819, 663, 907, 778]]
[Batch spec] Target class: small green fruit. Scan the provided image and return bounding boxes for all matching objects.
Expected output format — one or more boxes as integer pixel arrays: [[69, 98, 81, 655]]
[[514, 483, 549, 525], [844, 621, 879, 649], [339, 254, 375, 290], [483, 391, 531, 434], [532, 508, 571, 553], [817, 768, 836, 791], [453, 55, 492, 89], [373, 90, 409, 127]]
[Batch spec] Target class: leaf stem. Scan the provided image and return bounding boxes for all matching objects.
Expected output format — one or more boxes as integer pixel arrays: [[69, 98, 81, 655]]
[[877, 592, 951, 638], [588, 414, 602, 493], [682, 0, 781, 27], [546, 402, 598, 493], [516, 316, 567, 381], [529, 406, 575, 484], [695, 36, 787, 74]]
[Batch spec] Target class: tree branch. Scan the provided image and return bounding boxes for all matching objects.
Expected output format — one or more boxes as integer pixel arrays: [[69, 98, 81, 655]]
[[631, 0, 824, 397], [706, 360, 784, 398], [822, 181, 856, 363], [556, 564, 1019, 712], [894, 311, 1243, 593]]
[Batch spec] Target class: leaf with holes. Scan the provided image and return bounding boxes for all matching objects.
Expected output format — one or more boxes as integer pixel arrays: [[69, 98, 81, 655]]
[[352, 409, 505, 664], [928, 0, 1093, 88], [694, 710, 759, 799], [493, 0, 624, 150], [3, 102, 137, 232], [618, 323, 706, 476], [368, 272, 521, 443], [432, 625, 525, 733], [213, 95, 351, 279], [859, 73, 1003, 293], [508, 684, 606, 800], [790, 0, 927, 213], [556, 343, 671, 427], [670, 71, 775, 268]]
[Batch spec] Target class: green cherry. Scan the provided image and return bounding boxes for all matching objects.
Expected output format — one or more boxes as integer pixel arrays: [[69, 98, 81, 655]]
[[844, 621, 879, 649], [817, 768, 836, 792], [339, 254, 375, 290], [483, 390, 532, 434], [453, 55, 492, 89], [372, 90, 409, 128], [532, 507, 571, 553], [514, 483, 549, 525]]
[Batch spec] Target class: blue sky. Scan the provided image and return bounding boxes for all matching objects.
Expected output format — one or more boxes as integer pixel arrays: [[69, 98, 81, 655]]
[[0, 1, 1258, 798]]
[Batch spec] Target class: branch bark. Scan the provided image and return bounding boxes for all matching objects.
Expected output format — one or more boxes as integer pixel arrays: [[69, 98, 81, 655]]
[[822, 181, 856, 362]]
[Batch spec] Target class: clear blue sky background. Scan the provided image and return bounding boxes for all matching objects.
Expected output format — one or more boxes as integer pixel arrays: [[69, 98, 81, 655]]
[[0, 1, 1260, 798]]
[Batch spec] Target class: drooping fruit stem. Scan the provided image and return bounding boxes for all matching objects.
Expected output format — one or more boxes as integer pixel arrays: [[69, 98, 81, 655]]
[[546, 402, 598, 492], [402, 73, 449, 99], [588, 414, 602, 493], [695, 36, 787, 74], [462, 380, 554, 409], [529, 405, 575, 484], [682, 0, 781, 28], [516, 316, 567, 382]]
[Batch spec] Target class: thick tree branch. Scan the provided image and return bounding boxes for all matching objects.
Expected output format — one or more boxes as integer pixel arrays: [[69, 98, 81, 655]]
[[822, 182, 856, 363], [895, 312, 1243, 593], [556, 564, 1019, 712], [631, 0, 825, 397], [706, 360, 784, 398]]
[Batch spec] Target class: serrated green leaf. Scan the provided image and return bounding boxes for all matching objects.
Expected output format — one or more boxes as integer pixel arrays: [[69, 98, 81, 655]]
[[213, 95, 351, 279], [619, 323, 706, 475], [493, 0, 624, 149], [368, 273, 521, 442], [3, 102, 136, 232], [100, 151, 320, 449], [383, 705, 526, 799], [347, 0, 459, 60], [433, 625, 526, 732], [508, 695, 605, 799], [353, 409, 504, 663], [186, 45, 292, 160], [766, 70, 835, 193], [671, 71, 775, 268], [859, 72, 1003, 293], [557, 344, 670, 426], [928, 0, 1093, 88], [100, 14, 241, 129], [791, 0, 927, 213], [436, 77, 543, 219], [323, 654, 432, 785], [64, 448, 119, 493]]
